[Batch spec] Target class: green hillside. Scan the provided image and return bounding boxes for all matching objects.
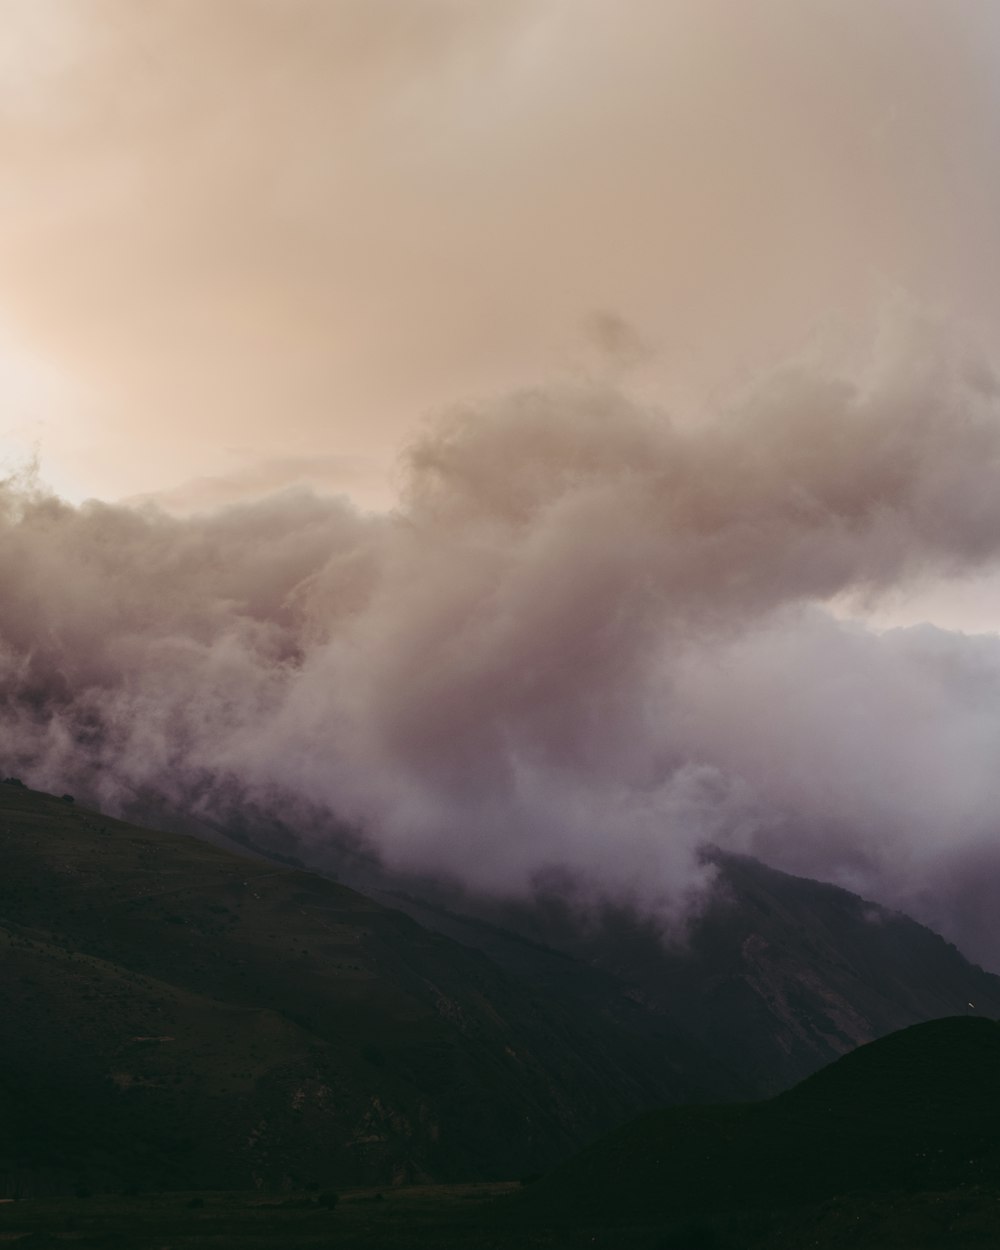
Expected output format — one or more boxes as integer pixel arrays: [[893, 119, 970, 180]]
[[0, 782, 716, 1196], [519, 1014, 1000, 1227], [5, 1019, 1000, 1248]]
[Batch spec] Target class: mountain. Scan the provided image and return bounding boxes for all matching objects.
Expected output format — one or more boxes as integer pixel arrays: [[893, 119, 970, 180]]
[[126, 790, 1000, 1098], [517, 1015, 1000, 1231], [0, 781, 722, 1196], [376, 850, 1000, 1094], [4, 777, 1000, 1203]]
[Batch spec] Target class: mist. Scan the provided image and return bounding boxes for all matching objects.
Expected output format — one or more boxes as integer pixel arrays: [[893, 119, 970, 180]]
[[4, 323, 1000, 962]]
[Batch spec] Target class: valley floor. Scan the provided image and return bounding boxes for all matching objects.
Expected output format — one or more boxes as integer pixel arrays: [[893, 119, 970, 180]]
[[0, 1184, 637, 1250], [2, 1182, 1000, 1250]]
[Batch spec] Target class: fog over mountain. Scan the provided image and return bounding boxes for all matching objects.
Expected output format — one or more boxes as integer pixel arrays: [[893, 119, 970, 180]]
[[5, 320, 1000, 964], [6, 2, 1000, 969]]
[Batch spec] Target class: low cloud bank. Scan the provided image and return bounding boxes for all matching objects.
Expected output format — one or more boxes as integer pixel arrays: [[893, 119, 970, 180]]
[[5, 330, 1000, 960]]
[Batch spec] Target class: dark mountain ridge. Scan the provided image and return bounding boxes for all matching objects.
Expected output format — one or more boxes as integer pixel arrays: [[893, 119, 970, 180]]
[[372, 849, 1000, 1095], [518, 1015, 1000, 1231], [0, 782, 719, 1195], [106, 786, 1000, 1094], [3, 780, 1000, 1201]]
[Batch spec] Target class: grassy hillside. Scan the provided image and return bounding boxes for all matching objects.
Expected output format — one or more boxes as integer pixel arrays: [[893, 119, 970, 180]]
[[4, 804, 1000, 1250], [0, 782, 718, 1195], [518, 1015, 1000, 1227]]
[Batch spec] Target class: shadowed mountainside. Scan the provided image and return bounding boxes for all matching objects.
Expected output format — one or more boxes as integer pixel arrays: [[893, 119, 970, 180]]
[[5, 1020, 999, 1249], [4, 778, 1000, 1203], [517, 1015, 1000, 1227], [0, 782, 724, 1196], [120, 791, 1000, 1097], [375, 851, 1000, 1095]]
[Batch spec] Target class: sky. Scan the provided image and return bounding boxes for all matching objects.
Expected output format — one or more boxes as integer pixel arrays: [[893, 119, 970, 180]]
[[5, 0, 1000, 514], [6, 2, 1000, 962]]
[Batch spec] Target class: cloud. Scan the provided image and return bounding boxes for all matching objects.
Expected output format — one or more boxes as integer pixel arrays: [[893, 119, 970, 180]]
[[5, 326, 1000, 961], [122, 453, 387, 514], [5, 1, 1000, 503]]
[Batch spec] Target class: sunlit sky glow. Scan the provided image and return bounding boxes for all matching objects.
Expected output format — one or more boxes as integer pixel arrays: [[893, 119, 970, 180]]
[[3, 1, 1000, 536]]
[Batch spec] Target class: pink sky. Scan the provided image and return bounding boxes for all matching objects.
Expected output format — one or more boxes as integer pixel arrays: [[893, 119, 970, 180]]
[[2, 1, 1000, 527]]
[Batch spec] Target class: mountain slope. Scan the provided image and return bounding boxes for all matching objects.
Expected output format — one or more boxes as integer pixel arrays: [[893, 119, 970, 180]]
[[644, 852, 1000, 1089], [0, 782, 721, 1195], [5, 778, 999, 1201], [380, 851, 1000, 1094], [132, 793, 1000, 1098], [518, 1015, 1000, 1224]]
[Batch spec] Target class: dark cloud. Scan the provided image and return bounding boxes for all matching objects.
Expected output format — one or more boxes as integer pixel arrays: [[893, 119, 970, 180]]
[[5, 329, 1000, 961]]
